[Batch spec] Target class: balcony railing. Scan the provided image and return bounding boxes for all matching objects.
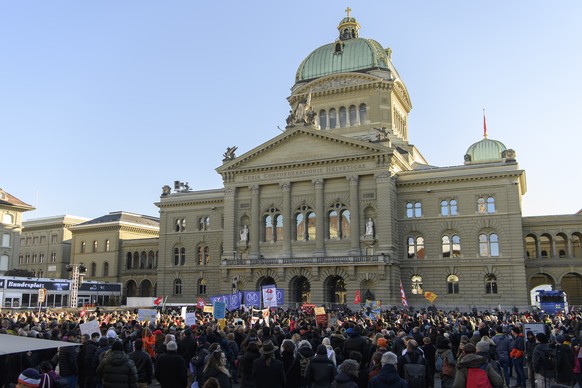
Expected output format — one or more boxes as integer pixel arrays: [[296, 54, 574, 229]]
[[222, 255, 392, 267]]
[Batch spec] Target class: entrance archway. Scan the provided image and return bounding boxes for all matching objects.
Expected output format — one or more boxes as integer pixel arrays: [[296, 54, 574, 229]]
[[529, 273, 555, 305], [140, 279, 152, 297], [290, 276, 311, 304], [324, 275, 346, 305]]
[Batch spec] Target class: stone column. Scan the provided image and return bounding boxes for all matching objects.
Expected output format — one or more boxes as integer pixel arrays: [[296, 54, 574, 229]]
[[376, 172, 395, 256], [223, 187, 237, 258], [347, 175, 360, 255], [313, 178, 325, 255], [250, 185, 261, 259], [280, 182, 292, 256]]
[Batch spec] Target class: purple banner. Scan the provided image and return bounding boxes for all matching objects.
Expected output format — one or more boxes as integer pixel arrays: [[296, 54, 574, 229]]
[[276, 288, 284, 305], [244, 291, 261, 307], [229, 292, 242, 310]]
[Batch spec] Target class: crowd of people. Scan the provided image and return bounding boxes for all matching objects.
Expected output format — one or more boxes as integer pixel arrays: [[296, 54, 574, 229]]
[[1, 305, 582, 388]]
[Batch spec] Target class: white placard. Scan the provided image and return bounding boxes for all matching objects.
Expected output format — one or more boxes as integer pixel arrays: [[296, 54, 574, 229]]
[[80, 320, 101, 338], [138, 309, 158, 323], [185, 312, 196, 327]]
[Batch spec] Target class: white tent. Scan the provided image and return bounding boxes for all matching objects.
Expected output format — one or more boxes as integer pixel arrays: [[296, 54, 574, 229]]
[[0, 333, 81, 355]]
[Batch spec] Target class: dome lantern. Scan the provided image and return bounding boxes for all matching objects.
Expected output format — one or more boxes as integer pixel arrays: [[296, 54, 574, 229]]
[[338, 7, 360, 40]]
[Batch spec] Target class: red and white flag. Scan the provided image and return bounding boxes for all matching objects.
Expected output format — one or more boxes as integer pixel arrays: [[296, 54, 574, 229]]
[[400, 279, 408, 307], [197, 298, 206, 309], [153, 296, 163, 306]]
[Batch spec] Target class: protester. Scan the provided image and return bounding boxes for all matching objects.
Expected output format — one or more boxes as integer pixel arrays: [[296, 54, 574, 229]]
[[95, 340, 138, 388], [368, 352, 407, 388], [155, 341, 187, 388], [252, 340, 285, 388], [128, 339, 153, 388]]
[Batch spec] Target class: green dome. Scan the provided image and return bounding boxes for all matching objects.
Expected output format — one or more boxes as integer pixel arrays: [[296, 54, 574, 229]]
[[296, 38, 390, 82], [464, 137, 507, 163]]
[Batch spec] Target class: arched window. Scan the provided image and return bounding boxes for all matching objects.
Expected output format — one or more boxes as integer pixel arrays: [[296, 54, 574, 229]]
[[349, 105, 357, 126], [173, 279, 182, 295], [319, 110, 327, 130], [572, 234, 582, 258], [103, 262, 109, 277], [556, 234, 567, 257], [180, 247, 185, 265], [479, 233, 500, 257], [540, 234, 552, 258], [485, 274, 498, 294], [328, 203, 350, 239], [105, 240, 110, 251], [81, 241, 86, 253], [441, 199, 458, 217], [173, 247, 180, 266], [407, 236, 425, 259], [93, 240, 98, 252], [359, 103, 367, 123], [198, 245, 209, 265], [263, 207, 283, 242], [447, 274, 459, 294], [329, 108, 337, 129], [525, 235, 537, 258], [406, 202, 422, 218], [295, 205, 316, 241], [91, 262, 97, 277], [442, 234, 461, 258], [126, 252, 132, 269], [2, 213, 14, 224], [140, 251, 146, 268], [411, 275, 423, 294], [204, 246, 209, 265], [198, 279, 207, 295], [478, 196, 495, 214], [339, 107, 347, 127]]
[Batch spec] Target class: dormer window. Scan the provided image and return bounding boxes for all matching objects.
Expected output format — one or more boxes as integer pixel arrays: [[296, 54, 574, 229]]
[[335, 42, 343, 53]]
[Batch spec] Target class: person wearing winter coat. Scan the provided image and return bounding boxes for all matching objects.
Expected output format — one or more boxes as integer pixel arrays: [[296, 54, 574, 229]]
[[95, 341, 138, 388], [203, 348, 231, 388], [237, 340, 261, 388], [281, 340, 301, 388], [128, 339, 153, 388], [368, 352, 408, 388], [332, 359, 360, 388], [305, 344, 337, 388], [58, 331, 80, 388], [452, 343, 503, 388], [154, 341, 187, 388], [297, 340, 315, 388], [492, 325, 511, 387], [398, 339, 431, 387], [509, 327, 526, 388], [435, 337, 455, 388], [252, 341, 286, 388], [342, 326, 370, 369], [322, 337, 337, 366]]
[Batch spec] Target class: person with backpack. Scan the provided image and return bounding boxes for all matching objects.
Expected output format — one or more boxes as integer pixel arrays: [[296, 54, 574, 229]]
[[398, 339, 429, 388], [492, 326, 511, 388], [475, 341, 505, 388], [532, 332, 557, 387], [297, 340, 315, 388], [524, 331, 537, 388], [453, 343, 503, 388], [435, 337, 456, 388]]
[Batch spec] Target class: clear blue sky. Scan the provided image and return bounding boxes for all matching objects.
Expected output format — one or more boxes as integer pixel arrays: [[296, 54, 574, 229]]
[[2, 1, 581, 221]]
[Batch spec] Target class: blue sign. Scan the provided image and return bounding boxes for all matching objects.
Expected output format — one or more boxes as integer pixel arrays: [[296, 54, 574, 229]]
[[213, 301, 226, 319], [244, 291, 261, 307], [209, 295, 221, 305]]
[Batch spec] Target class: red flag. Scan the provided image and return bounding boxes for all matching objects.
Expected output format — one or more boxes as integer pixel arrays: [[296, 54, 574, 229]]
[[400, 279, 408, 307], [153, 296, 163, 306], [197, 298, 206, 309], [354, 290, 361, 304], [79, 309, 87, 318], [483, 109, 487, 138]]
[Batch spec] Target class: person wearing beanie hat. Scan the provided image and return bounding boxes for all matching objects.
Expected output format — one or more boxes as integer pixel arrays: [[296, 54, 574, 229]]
[[17, 368, 41, 388], [322, 337, 337, 366], [96, 340, 138, 388], [333, 359, 360, 387], [128, 338, 154, 388], [155, 339, 187, 388], [369, 352, 407, 388], [304, 343, 336, 387]]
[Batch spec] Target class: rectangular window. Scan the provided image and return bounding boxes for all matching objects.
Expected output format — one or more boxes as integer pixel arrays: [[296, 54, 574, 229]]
[[40, 236, 46, 244], [33, 236, 38, 244], [51, 234, 58, 243], [51, 252, 57, 262], [1, 233, 10, 247]]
